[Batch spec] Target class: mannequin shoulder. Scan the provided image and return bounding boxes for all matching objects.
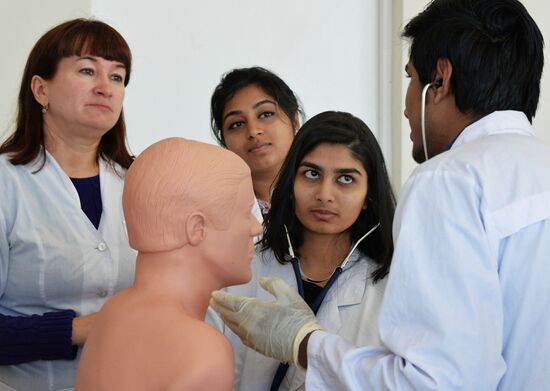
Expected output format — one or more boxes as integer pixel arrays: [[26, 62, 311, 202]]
[[169, 325, 234, 390]]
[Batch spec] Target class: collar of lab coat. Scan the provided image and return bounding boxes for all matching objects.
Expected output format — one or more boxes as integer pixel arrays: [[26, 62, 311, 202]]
[[24, 149, 127, 234], [282, 250, 375, 391], [316, 250, 371, 331], [451, 110, 534, 150], [262, 248, 368, 311]]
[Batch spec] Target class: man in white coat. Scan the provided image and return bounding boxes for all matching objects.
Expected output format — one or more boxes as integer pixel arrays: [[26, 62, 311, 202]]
[[210, 0, 550, 389]]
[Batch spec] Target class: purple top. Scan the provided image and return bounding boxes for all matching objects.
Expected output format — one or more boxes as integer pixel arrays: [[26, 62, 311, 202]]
[[70, 175, 102, 229], [0, 310, 77, 364]]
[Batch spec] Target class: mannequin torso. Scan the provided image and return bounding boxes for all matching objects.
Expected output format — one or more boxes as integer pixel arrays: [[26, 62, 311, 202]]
[[75, 138, 261, 390], [77, 288, 234, 391]]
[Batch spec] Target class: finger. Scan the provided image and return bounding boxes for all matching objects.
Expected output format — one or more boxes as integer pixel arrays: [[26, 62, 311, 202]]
[[209, 298, 241, 325], [211, 290, 249, 312], [259, 277, 300, 303], [223, 317, 249, 341], [211, 304, 249, 338], [222, 317, 265, 356], [210, 294, 262, 332]]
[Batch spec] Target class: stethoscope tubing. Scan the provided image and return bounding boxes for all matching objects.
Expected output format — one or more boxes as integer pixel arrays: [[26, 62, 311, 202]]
[[290, 258, 342, 314], [271, 223, 379, 391]]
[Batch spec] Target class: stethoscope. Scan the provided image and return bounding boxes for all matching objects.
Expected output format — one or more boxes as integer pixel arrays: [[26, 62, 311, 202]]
[[420, 79, 442, 161], [269, 222, 380, 391]]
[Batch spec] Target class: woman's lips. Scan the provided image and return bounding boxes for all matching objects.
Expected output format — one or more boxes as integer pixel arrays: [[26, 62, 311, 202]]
[[87, 103, 112, 112], [310, 209, 337, 221], [248, 143, 271, 153]]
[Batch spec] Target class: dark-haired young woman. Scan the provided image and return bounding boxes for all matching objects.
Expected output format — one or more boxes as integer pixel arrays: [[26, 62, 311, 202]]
[[221, 111, 395, 391], [210, 66, 303, 217], [0, 19, 136, 389]]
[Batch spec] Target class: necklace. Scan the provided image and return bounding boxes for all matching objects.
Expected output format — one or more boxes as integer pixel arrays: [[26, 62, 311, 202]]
[[299, 263, 334, 285]]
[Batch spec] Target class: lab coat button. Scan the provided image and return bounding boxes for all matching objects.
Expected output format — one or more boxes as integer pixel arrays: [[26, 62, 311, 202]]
[[97, 290, 108, 298], [97, 242, 107, 252]]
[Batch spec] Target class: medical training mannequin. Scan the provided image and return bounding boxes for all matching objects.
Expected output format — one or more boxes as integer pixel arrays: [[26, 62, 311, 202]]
[[76, 137, 262, 391]]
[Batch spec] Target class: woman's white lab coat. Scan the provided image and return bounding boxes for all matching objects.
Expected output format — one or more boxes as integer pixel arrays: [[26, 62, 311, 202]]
[[214, 248, 386, 391], [0, 152, 136, 390]]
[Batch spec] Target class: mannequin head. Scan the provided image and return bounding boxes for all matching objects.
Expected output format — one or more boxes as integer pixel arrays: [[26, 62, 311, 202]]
[[77, 138, 257, 391], [123, 137, 258, 256]]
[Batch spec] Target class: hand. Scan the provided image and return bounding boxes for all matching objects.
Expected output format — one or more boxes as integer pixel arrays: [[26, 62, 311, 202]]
[[71, 313, 97, 346], [210, 277, 323, 367]]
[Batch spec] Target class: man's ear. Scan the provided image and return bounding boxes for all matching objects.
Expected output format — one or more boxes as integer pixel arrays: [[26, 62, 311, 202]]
[[30, 75, 49, 108], [186, 212, 206, 246], [433, 57, 453, 104]]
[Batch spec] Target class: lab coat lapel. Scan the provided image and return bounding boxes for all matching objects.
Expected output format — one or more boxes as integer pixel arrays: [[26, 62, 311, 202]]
[[317, 251, 365, 332], [26, 150, 82, 209], [98, 159, 125, 234], [290, 253, 366, 391], [257, 257, 298, 299]]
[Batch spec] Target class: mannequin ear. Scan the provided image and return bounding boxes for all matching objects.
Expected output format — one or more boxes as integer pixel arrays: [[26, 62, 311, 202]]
[[30, 75, 49, 108], [185, 212, 206, 246]]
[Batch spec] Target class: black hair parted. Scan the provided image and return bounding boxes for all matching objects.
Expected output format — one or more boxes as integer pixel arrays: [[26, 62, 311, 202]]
[[210, 66, 304, 146], [402, 0, 544, 122], [261, 111, 396, 283]]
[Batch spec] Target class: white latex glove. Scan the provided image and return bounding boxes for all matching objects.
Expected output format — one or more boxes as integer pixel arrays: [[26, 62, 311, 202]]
[[210, 277, 323, 367]]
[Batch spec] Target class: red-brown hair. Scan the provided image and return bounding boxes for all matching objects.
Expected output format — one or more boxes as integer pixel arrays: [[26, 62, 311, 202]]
[[0, 18, 134, 170]]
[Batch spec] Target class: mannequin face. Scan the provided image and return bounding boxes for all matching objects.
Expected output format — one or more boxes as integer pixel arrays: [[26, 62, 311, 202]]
[[293, 143, 368, 238], [204, 177, 262, 287]]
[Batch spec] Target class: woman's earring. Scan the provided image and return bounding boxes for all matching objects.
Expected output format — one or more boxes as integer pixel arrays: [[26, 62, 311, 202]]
[[41, 104, 49, 114]]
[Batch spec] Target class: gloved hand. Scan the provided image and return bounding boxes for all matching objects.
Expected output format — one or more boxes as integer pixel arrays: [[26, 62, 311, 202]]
[[210, 277, 323, 367]]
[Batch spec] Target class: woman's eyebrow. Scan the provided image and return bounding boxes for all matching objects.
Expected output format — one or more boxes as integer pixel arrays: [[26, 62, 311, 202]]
[[223, 99, 277, 123], [335, 168, 362, 175], [77, 55, 126, 69], [300, 162, 362, 175]]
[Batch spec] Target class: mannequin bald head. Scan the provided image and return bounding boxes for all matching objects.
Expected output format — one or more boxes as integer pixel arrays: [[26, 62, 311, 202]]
[[123, 137, 251, 253]]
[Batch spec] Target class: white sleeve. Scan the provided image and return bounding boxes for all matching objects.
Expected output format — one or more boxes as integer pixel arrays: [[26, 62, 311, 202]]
[[0, 164, 11, 297], [305, 331, 363, 390], [0, 205, 8, 296], [307, 171, 506, 390]]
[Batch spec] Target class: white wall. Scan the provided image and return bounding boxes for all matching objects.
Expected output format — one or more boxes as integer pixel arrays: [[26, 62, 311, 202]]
[[393, 0, 550, 189], [523, 0, 550, 144], [0, 0, 90, 139], [3, 1, 547, 188], [1, 1, 382, 157], [90, 0, 382, 156]]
